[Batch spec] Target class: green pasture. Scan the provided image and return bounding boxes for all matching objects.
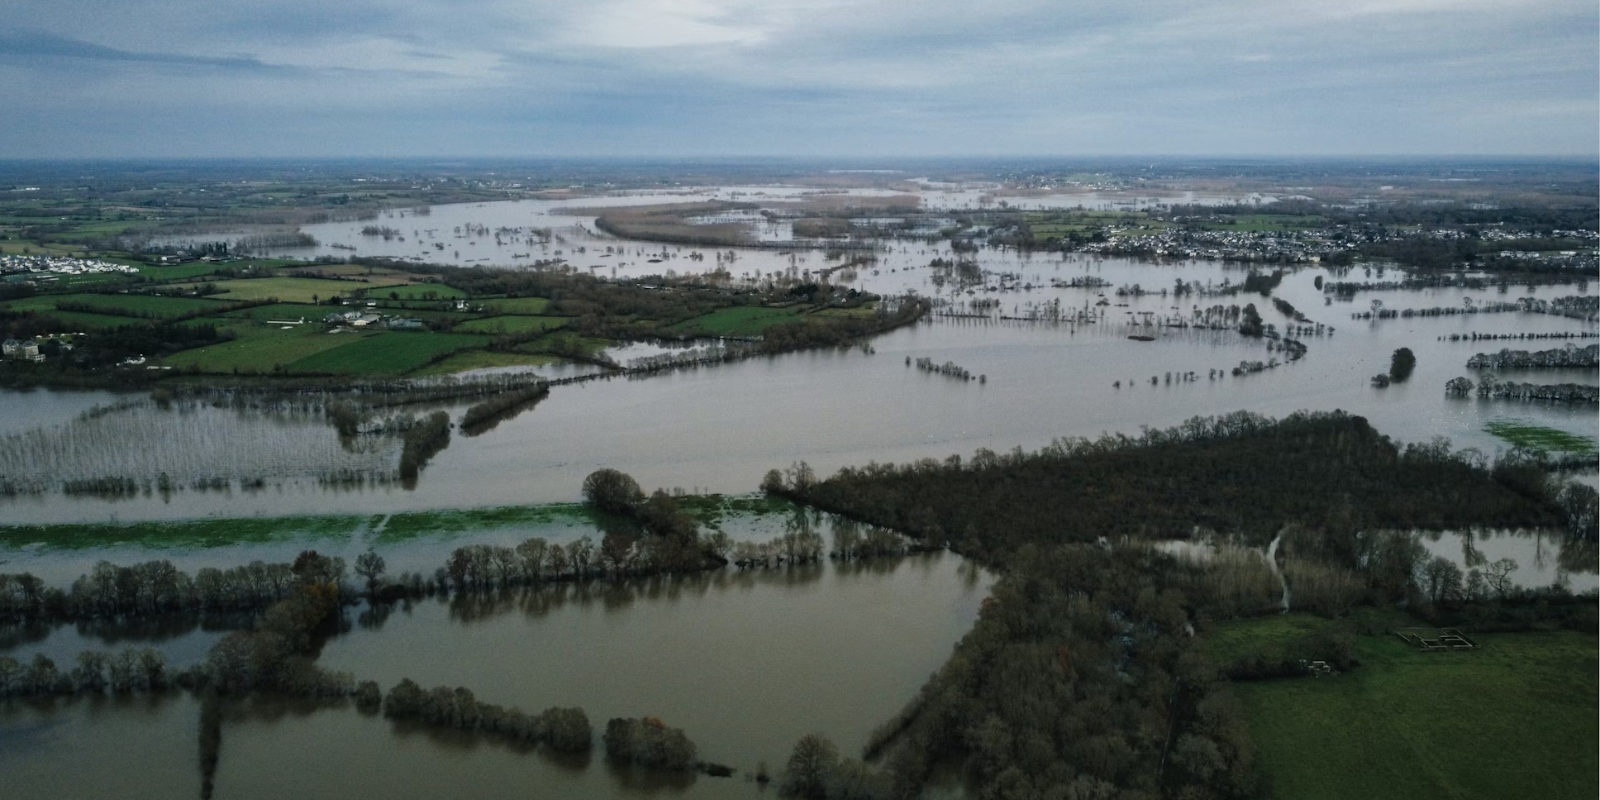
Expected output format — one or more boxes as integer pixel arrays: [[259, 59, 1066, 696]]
[[0, 514, 367, 550], [285, 331, 491, 375], [668, 305, 803, 336], [480, 296, 552, 315], [454, 315, 570, 334], [199, 276, 410, 303], [161, 325, 360, 372], [380, 283, 465, 300], [1232, 625, 1597, 800], [2, 293, 224, 319]]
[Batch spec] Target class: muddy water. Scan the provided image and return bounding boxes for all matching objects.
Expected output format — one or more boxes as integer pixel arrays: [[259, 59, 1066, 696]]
[[5, 287, 1591, 524], [1, 552, 990, 799]]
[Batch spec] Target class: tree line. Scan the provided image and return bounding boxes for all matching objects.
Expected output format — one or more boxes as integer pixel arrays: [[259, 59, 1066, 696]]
[[768, 410, 1569, 563]]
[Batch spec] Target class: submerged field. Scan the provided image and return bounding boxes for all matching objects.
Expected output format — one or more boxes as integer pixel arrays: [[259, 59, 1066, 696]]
[[1484, 419, 1598, 455], [1230, 625, 1598, 800]]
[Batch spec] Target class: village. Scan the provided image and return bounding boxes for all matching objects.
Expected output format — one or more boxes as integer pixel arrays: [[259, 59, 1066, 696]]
[[0, 254, 139, 281]]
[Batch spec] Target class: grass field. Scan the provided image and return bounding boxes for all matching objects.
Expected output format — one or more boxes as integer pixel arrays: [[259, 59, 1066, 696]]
[[3, 293, 225, 319], [376, 504, 596, 543], [162, 325, 360, 372], [1484, 419, 1598, 456], [519, 331, 610, 357], [810, 305, 878, 319], [480, 296, 552, 315], [0, 514, 368, 550], [382, 283, 465, 300], [48, 272, 130, 288], [135, 263, 236, 281], [13, 310, 138, 332], [408, 350, 564, 377], [221, 302, 327, 321], [1203, 613, 1343, 664], [454, 315, 570, 334], [199, 276, 410, 303], [1232, 626, 1598, 800], [285, 331, 491, 375], [668, 305, 803, 336]]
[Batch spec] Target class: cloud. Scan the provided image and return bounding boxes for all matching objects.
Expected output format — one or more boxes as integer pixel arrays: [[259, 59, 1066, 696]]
[[0, 28, 284, 72], [0, 0, 1593, 157]]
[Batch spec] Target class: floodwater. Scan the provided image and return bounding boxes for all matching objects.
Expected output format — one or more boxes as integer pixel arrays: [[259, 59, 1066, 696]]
[[1417, 528, 1599, 593], [3, 273, 1592, 522], [2, 552, 990, 800], [8, 188, 1595, 524]]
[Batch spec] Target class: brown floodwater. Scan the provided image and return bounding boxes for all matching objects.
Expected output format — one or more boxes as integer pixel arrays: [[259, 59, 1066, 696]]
[[1, 552, 991, 799]]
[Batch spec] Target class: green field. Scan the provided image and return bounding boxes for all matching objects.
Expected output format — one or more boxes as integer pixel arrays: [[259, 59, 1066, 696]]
[[408, 350, 564, 377], [3, 293, 225, 319], [48, 272, 131, 288], [162, 325, 361, 372], [14, 310, 139, 332], [480, 296, 552, 315], [668, 305, 803, 336], [1484, 419, 1598, 456], [810, 305, 879, 319], [200, 276, 409, 303], [1233, 628, 1597, 800], [1203, 613, 1342, 664], [135, 263, 236, 281], [377, 504, 596, 543], [454, 315, 570, 334], [285, 331, 491, 375], [381, 283, 466, 300], [519, 331, 610, 358], [0, 514, 368, 550], [221, 302, 327, 322]]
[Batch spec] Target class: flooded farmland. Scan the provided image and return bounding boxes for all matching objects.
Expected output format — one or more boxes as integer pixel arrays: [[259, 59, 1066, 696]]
[[3, 185, 1596, 800]]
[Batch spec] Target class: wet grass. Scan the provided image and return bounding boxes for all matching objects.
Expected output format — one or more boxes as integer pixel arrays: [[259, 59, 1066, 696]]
[[0, 514, 368, 550], [376, 504, 598, 543], [1233, 627, 1598, 800], [0, 496, 798, 553], [407, 350, 565, 377], [672, 493, 796, 528], [1484, 419, 1598, 455]]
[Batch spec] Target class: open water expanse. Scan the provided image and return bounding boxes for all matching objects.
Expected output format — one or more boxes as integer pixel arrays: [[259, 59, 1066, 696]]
[[3, 186, 1596, 798]]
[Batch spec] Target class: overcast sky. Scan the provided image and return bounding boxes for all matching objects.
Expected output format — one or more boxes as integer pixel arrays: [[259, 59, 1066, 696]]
[[3, 0, 1596, 158]]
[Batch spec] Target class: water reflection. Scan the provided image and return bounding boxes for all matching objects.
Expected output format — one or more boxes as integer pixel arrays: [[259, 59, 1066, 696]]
[[1416, 528, 1598, 592]]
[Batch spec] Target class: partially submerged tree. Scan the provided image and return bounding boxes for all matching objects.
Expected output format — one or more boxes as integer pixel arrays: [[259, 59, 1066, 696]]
[[1389, 347, 1416, 382], [583, 468, 644, 515]]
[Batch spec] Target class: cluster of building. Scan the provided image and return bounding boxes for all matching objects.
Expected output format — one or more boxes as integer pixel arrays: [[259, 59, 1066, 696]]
[[2, 334, 74, 362], [1080, 227, 1345, 263], [0, 255, 139, 280], [323, 309, 426, 331], [1, 338, 42, 361]]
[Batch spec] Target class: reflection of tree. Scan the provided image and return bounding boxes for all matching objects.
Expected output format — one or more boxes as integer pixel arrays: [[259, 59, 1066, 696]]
[[1559, 536, 1598, 577], [437, 556, 927, 627], [1459, 529, 1487, 570]]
